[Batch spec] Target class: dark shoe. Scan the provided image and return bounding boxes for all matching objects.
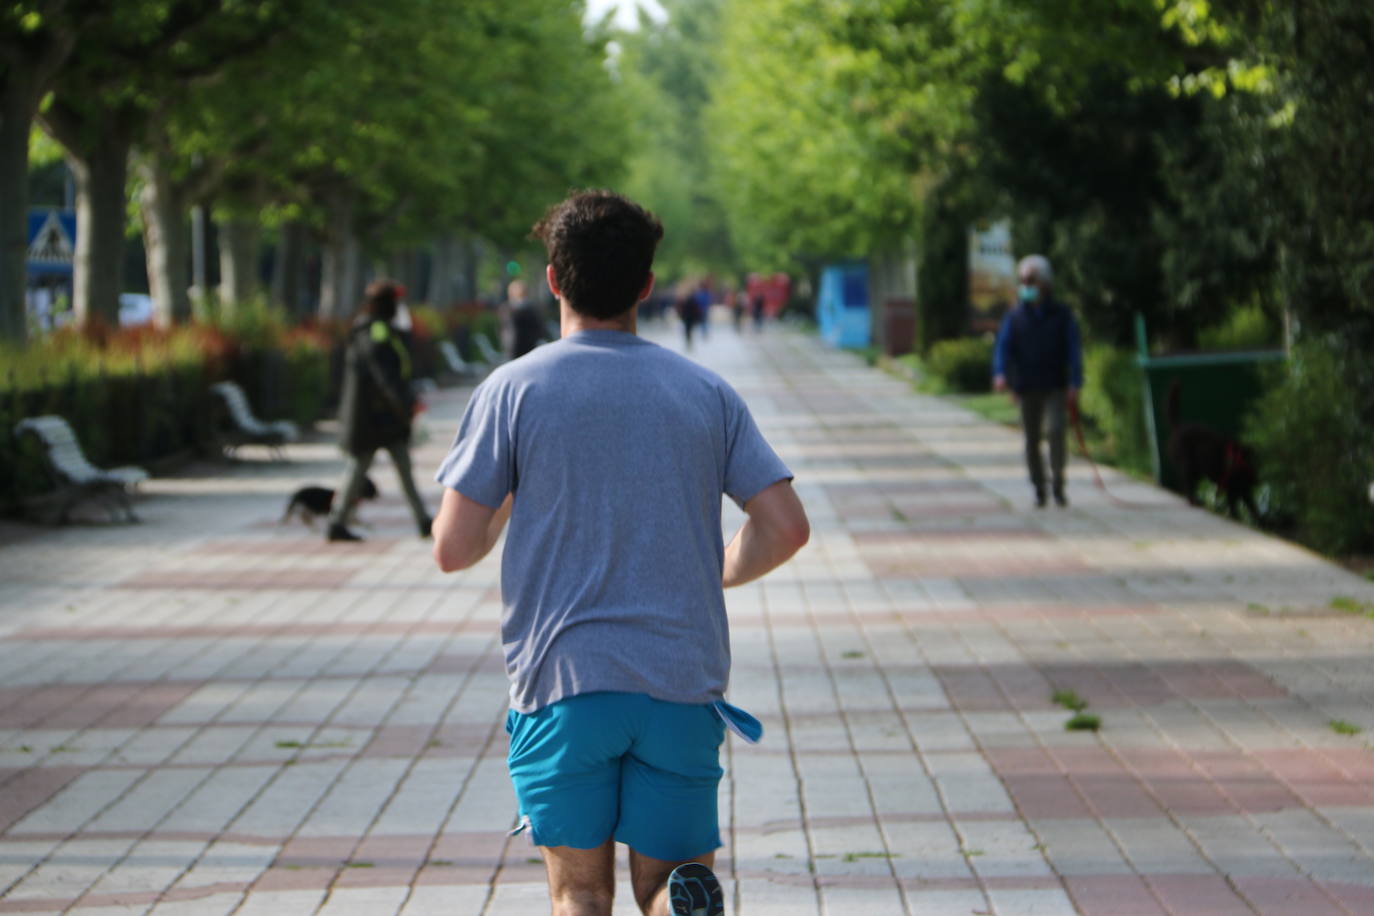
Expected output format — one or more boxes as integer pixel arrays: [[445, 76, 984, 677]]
[[1053, 488, 1068, 508], [668, 863, 724, 916], [326, 523, 363, 542], [418, 515, 433, 539], [1034, 489, 1047, 509]]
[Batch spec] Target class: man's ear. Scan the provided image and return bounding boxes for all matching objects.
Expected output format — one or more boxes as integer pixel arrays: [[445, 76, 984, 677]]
[[546, 264, 561, 298], [637, 271, 655, 304]]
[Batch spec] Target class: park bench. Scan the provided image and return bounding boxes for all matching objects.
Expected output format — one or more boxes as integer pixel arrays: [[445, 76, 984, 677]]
[[209, 381, 299, 460], [438, 339, 483, 378], [474, 334, 505, 367], [13, 415, 148, 523]]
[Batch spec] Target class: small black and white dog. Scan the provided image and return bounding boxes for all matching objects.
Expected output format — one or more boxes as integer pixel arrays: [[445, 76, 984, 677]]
[[280, 477, 379, 529]]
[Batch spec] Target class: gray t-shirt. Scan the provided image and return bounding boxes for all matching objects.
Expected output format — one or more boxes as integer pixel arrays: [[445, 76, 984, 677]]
[[435, 330, 791, 713]]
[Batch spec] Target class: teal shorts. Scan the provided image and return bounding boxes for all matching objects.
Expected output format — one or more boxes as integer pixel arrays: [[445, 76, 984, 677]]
[[505, 692, 726, 862]]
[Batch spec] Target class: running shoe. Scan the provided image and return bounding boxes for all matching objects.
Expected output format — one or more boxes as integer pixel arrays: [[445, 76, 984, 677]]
[[668, 862, 724, 916]]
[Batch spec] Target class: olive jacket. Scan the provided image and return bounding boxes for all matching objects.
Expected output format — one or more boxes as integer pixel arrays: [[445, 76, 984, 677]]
[[337, 319, 415, 455]]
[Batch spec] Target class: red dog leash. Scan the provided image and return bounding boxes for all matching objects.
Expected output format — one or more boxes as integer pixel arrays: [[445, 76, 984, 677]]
[[1066, 399, 1145, 508]]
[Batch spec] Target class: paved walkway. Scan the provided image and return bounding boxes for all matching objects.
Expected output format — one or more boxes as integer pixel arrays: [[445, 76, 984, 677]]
[[3, 323, 1374, 915]]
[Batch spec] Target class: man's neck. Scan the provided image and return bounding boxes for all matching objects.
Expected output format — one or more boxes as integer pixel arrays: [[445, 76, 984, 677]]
[[559, 300, 637, 337]]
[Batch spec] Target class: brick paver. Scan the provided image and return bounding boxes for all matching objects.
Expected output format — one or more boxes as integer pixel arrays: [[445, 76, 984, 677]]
[[3, 321, 1374, 914]]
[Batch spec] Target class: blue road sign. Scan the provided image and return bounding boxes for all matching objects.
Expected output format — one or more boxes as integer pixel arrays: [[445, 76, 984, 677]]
[[27, 209, 77, 278]]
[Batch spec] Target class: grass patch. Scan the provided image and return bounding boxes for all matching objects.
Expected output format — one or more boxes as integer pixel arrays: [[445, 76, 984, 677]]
[[275, 738, 351, 750], [961, 848, 985, 857], [1329, 719, 1362, 736], [1330, 595, 1374, 618], [344, 861, 374, 869], [1051, 689, 1089, 712], [842, 850, 897, 862], [952, 392, 1020, 427], [840, 650, 866, 660], [1065, 712, 1102, 732]]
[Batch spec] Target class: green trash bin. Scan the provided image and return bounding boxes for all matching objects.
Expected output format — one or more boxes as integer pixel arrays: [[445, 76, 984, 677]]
[[1134, 314, 1286, 493]]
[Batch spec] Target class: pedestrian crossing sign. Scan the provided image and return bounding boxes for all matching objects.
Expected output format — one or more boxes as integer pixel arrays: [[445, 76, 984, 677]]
[[27, 209, 76, 277]]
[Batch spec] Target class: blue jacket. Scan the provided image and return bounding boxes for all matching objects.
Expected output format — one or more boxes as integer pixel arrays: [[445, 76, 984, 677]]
[[992, 296, 1083, 394]]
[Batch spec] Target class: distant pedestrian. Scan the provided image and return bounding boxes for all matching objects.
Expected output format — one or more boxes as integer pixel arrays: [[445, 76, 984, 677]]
[[675, 282, 703, 350], [502, 278, 553, 360], [328, 280, 431, 541], [750, 292, 765, 331], [432, 190, 809, 916], [992, 255, 1083, 508]]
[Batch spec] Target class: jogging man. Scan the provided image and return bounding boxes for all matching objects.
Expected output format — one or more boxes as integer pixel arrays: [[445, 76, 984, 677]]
[[432, 190, 809, 916]]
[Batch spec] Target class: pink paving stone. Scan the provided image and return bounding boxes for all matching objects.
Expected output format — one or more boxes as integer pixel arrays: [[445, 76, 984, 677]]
[[1254, 749, 1374, 808], [351, 834, 431, 868], [362, 726, 437, 759], [1232, 876, 1347, 916], [0, 684, 91, 728], [0, 766, 87, 832], [1320, 880, 1374, 913], [1002, 774, 1094, 819], [332, 865, 416, 889], [1146, 875, 1253, 916], [251, 866, 335, 892], [277, 835, 357, 869], [118, 568, 360, 590], [101, 682, 202, 728], [1049, 747, 1164, 819], [1065, 875, 1168, 916], [36, 682, 146, 729], [1192, 752, 1303, 815], [0, 897, 72, 913], [984, 746, 1056, 775]]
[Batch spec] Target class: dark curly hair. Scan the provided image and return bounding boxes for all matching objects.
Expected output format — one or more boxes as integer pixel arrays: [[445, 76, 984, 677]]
[[362, 279, 400, 322], [532, 190, 663, 320]]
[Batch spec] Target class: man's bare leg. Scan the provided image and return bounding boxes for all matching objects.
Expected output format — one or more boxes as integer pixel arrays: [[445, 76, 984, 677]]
[[629, 849, 716, 916], [540, 840, 616, 916]]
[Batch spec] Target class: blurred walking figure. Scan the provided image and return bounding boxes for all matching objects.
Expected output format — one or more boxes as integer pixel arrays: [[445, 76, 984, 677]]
[[750, 290, 766, 332], [675, 281, 703, 350], [992, 255, 1083, 508], [328, 280, 432, 541], [502, 278, 553, 360], [432, 190, 809, 916]]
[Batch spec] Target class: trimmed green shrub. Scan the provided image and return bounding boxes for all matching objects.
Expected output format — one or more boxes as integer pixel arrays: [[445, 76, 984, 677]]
[[1244, 338, 1374, 554], [1078, 344, 1152, 476], [924, 336, 994, 393], [1197, 303, 1282, 352]]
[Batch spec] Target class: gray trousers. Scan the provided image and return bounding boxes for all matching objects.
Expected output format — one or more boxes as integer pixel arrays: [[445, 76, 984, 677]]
[[331, 441, 428, 529], [1018, 390, 1067, 495]]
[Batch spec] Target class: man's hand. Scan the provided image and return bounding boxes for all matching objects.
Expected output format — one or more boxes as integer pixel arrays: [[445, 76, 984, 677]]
[[433, 489, 512, 573], [723, 480, 809, 589], [993, 374, 1007, 393]]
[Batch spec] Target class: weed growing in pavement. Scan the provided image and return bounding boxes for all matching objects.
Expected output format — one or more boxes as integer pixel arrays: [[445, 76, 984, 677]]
[[961, 848, 986, 857], [1330, 595, 1374, 618], [1329, 719, 1362, 736], [1246, 602, 1270, 615], [1066, 712, 1102, 731], [344, 861, 374, 868], [1051, 689, 1088, 712], [841, 650, 865, 659], [842, 851, 897, 862]]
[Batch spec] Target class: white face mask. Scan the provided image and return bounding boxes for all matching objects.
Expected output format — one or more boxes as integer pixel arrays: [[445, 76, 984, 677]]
[[393, 303, 412, 332]]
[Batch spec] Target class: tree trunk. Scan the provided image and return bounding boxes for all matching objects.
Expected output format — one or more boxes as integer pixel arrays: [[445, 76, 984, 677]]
[[218, 217, 260, 311], [0, 86, 34, 342], [426, 235, 452, 305], [67, 133, 132, 328], [319, 190, 361, 320], [137, 151, 192, 327], [271, 221, 307, 317]]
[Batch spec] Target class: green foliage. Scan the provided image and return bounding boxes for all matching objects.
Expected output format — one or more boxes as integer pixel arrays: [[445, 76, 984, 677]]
[[1244, 339, 1374, 554], [1328, 719, 1362, 736], [1196, 303, 1282, 352], [923, 337, 994, 394], [1051, 689, 1089, 712], [1065, 712, 1102, 732], [1078, 345, 1152, 476]]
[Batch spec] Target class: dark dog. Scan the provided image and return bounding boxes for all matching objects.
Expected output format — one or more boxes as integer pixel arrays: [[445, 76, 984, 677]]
[[280, 477, 378, 529], [1166, 381, 1260, 521]]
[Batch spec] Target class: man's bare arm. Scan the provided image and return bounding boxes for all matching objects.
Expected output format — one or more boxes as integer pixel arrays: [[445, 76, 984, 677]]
[[723, 480, 809, 588], [433, 489, 512, 573]]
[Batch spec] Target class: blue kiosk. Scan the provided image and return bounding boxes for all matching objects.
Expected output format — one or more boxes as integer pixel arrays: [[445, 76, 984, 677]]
[[817, 261, 869, 349]]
